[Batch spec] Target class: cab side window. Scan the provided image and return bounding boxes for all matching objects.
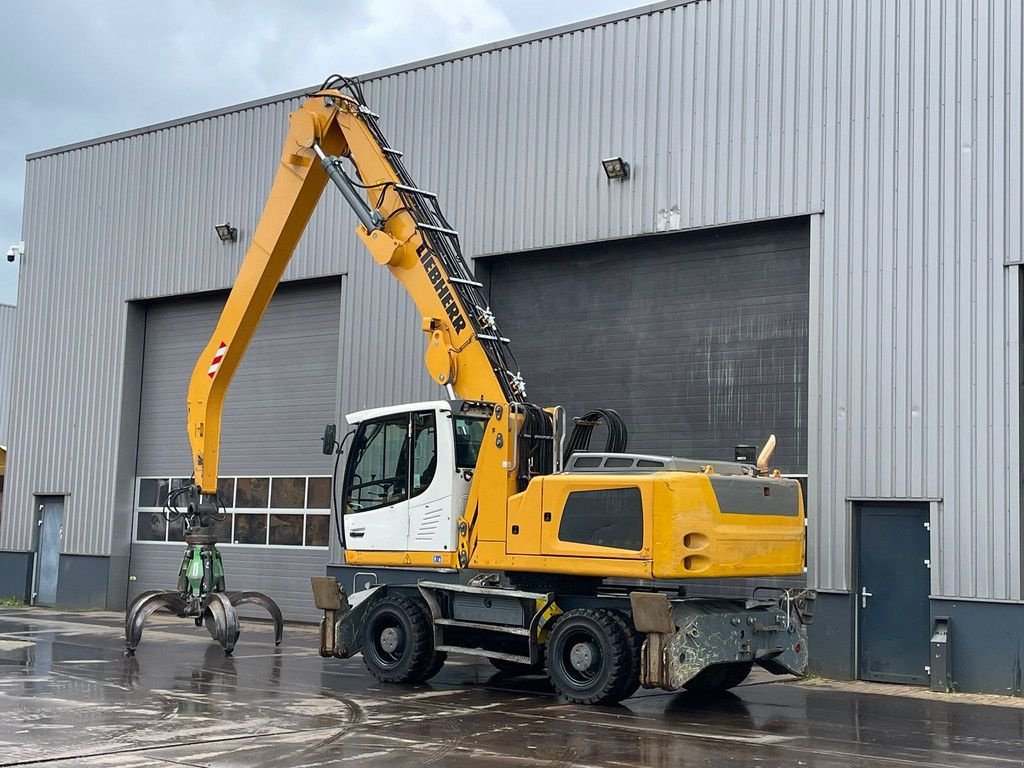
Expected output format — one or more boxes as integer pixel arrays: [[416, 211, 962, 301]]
[[410, 411, 436, 498], [454, 416, 485, 469]]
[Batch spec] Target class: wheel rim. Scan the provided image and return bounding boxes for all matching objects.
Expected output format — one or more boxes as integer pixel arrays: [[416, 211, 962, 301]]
[[367, 610, 406, 670], [558, 627, 603, 687]]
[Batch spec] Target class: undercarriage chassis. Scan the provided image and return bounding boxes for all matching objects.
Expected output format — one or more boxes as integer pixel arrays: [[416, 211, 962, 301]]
[[312, 573, 816, 697]]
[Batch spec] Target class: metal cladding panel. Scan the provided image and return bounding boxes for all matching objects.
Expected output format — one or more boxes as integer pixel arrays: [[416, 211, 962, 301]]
[[6, 0, 1023, 601], [358, 0, 823, 257], [0, 305, 16, 446], [337, 246, 438, 422], [808, 0, 1023, 600]]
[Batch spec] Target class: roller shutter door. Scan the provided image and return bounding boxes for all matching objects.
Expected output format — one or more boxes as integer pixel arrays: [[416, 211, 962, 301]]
[[128, 279, 341, 620], [485, 218, 809, 595]]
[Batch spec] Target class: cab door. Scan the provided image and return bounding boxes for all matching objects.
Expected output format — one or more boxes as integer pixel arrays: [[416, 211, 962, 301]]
[[406, 410, 454, 551], [343, 414, 411, 550]]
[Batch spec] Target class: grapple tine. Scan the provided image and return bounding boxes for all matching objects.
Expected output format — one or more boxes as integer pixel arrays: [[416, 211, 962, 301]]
[[227, 591, 285, 646], [124, 591, 188, 653], [203, 592, 240, 654]]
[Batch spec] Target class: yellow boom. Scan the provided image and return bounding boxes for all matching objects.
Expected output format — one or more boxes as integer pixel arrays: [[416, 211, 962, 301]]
[[187, 83, 517, 495]]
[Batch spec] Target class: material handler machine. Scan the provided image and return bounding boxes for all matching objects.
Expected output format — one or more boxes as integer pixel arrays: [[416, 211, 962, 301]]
[[128, 76, 814, 703]]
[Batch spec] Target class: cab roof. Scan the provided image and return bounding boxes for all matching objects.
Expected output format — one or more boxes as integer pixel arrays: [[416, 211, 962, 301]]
[[345, 400, 453, 425]]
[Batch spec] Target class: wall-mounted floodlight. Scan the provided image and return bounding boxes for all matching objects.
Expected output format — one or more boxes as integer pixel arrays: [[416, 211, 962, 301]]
[[601, 156, 630, 181], [214, 223, 238, 242]]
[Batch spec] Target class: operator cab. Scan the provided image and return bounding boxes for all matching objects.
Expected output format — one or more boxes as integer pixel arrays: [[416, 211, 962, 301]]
[[341, 400, 484, 553]]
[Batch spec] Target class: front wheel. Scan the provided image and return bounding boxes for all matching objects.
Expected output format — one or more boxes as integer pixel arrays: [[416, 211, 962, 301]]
[[361, 593, 440, 683], [545, 608, 637, 705]]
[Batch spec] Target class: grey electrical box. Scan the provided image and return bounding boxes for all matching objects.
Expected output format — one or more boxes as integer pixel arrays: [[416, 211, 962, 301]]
[[929, 616, 951, 692], [734, 445, 758, 463]]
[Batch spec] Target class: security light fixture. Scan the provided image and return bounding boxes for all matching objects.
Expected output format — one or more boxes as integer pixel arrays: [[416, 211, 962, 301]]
[[601, 156, 630, 181], [215, 223, 238, 242]]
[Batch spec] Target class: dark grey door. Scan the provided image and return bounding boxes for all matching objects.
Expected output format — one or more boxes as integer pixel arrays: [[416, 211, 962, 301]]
[[35, 496, 64, 606], [857, 502, 930, 684]]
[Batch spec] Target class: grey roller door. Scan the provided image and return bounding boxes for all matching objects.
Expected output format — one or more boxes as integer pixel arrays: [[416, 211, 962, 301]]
[[129, 279, 341, 621], [136, 279, 341, 477], [485, 218, 809, 597], [485, 218, 809, 473]]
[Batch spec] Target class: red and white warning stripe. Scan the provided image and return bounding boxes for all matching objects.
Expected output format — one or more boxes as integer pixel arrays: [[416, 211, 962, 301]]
[[207, 342, 228, 378]]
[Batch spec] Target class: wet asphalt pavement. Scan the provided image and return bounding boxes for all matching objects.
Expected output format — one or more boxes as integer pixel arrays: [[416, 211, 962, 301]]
[[0, 607, 1022, 767]]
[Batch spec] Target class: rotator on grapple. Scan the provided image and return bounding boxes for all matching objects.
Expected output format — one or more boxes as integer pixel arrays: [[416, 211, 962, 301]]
[[124, 484, 283, 655]]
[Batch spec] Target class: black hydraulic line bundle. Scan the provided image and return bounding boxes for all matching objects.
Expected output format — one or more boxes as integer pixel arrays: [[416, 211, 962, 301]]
[[563, 409, 629, 464], [515, 403, 555, 492]]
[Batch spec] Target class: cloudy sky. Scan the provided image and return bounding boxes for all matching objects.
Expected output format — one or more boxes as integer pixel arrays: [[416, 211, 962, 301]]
[[0, 0, 641, 305]]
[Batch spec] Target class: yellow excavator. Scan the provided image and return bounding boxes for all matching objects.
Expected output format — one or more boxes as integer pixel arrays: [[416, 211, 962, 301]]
[[161, 76, 813, 703]]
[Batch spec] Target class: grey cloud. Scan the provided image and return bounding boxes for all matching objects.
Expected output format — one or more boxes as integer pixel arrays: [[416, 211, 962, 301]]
[[0, 0, 641, 304]]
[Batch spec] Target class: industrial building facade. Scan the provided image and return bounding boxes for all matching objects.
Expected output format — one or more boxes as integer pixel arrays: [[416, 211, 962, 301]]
[[1, 0, 1022, 694]]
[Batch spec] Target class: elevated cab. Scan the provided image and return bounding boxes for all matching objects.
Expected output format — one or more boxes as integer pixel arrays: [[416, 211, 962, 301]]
[[341, 400, 487, 566]]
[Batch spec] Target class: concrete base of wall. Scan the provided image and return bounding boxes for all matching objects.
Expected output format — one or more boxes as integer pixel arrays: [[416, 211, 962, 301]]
[[807, 591, 1024, 696], [55, 554, 110, 610], [0, 551, 33, 602], [931, 599, 1024, 696], [807, 591, 856, 680], [106, 554, 130, 611]]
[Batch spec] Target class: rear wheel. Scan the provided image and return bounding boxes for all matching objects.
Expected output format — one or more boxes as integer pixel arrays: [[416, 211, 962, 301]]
[[422, 649, 448, 680], [545, 608, 636, 705], [361, 593, 440, 683], [605, 611, 642, 700]]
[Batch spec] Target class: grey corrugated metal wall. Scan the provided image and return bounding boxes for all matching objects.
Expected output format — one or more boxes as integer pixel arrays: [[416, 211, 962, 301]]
[[0, 305, 15, 447], [6, 0, 1023, 602], [807, 1, 1022, 600]]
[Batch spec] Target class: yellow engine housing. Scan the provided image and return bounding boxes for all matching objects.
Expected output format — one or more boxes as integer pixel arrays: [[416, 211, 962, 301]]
[[470, 466, 805, 580]]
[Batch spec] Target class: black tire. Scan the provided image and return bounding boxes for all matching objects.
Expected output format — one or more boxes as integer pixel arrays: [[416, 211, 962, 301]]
[[545, 608, 636, 705], [488, 657, 544, 675], [422, 650, 448, 681], [605, 611, 642, 700], [683, 662, 753, 692], [361, 593, 437, 684]]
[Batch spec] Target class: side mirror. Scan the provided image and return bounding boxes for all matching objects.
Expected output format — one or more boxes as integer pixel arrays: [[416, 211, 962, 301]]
[[322, 423, 337, 455]]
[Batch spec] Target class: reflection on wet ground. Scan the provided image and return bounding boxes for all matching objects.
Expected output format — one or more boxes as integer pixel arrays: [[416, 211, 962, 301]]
[[0, 607, 1022, 767]]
